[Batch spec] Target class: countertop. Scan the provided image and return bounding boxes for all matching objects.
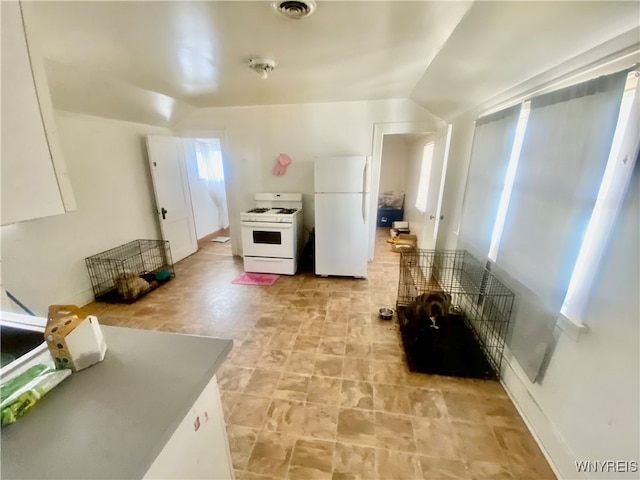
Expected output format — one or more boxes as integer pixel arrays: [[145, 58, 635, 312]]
[[1, 325, 233, 480]]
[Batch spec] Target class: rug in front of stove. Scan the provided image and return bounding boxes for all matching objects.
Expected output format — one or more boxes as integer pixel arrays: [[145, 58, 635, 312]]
[[231, 272, 279, 286]]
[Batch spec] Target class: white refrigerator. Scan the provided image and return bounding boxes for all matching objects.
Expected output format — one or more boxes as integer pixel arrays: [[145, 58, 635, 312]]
[[314, 156, 370, 277]]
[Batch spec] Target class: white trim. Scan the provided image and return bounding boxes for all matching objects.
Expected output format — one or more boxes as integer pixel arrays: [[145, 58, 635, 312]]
[[433, 124, 453, 249], [555, 313, 589, 342], [414, 142, 435, 213], [501, 346, 585, 480]]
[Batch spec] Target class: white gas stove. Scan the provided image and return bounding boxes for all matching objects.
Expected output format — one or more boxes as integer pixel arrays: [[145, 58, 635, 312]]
[[241, 193, 303, 275]]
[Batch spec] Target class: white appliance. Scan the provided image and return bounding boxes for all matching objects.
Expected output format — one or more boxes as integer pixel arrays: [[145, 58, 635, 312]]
[[314, 156, 369, 277], [241, 193, 303, 275]]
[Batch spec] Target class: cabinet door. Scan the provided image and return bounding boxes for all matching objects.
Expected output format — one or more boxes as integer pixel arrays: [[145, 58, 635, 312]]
[[1, 1, 75, 226], [143, 374, 234, 479]]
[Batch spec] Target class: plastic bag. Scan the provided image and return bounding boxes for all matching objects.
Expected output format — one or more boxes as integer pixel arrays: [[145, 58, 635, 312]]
[[1, 364, 71, 426], [378, 191, 405, 209]]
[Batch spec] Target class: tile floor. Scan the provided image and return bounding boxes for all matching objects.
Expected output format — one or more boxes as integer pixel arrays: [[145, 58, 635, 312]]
[[86, 229, 556, 480]]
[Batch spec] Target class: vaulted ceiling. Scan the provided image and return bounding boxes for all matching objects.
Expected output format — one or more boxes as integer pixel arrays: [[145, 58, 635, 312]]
[[21, 1, 640, 126]]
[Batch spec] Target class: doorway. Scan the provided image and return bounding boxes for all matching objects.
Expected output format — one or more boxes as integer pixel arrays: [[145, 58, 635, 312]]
[[183, 138, 231, 248], [369, 122, 452, 260], [146, 134, 231, 263]]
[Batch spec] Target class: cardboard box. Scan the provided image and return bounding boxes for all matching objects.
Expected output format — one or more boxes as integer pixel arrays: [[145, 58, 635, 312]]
[[44, 305, 107, 372], [391, 221, 410, 238], [391, 234, 417, 253], [392, 221, 409, 230]]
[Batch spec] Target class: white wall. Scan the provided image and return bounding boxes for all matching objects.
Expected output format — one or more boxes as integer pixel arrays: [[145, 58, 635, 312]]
[[1, 112, 166, 315], [379, 135, 409, 195], [187, 175, 220, 239], [0, 99, 437, 313], [524, 163, 639, 477], [172, 99, 439, 255], [439, 100, 639, 479]]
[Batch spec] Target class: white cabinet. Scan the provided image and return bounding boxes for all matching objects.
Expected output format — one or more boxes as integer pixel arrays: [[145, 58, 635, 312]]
[[143, 374, 235, 480], [1, 1, 75, 226]]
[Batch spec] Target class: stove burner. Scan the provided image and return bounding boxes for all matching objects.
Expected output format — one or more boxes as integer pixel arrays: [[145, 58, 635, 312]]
[[275, 208, 298, 214], [247, 208, 270, 213]]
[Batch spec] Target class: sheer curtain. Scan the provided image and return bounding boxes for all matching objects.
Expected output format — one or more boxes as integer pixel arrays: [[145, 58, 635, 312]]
[[458, 105, 521, 259], [493, 71, 628, 381]]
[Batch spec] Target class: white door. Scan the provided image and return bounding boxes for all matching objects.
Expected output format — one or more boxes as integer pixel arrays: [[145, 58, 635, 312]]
[[146, 136, 198, 263], [421, 124, 453, 250]]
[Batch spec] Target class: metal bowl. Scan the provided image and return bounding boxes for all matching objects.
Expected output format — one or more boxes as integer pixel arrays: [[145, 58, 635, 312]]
[[379, 307, 394, 320]]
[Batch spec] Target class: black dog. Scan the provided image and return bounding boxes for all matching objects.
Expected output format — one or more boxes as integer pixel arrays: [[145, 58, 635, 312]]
[[407, 291, 451, 330]]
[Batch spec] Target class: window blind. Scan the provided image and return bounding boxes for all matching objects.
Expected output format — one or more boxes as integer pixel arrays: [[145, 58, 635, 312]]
[[493, 70, 628, 381], [458, 104, 521, 259]]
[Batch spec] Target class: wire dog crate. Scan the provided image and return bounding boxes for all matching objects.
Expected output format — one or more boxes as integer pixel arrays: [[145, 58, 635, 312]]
[[397, 250, 514, 380], [85, 240, 175, 303]]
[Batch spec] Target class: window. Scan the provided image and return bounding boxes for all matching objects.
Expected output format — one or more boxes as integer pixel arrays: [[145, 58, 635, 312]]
[[415, 142, 434, 213], [561, 71, 639, 322], [195, 140, 225, 182], [457, 67, 635, 380], [457, 105, 521, 257], [487, 102, 531, 262]]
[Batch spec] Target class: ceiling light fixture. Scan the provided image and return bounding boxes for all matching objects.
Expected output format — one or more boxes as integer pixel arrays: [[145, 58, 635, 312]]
[[248, 57, 276, 80], [272, 0, 317, 20]]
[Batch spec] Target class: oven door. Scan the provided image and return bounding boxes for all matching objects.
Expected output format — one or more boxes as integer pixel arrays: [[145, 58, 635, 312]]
[[241, 221, 294, 258]]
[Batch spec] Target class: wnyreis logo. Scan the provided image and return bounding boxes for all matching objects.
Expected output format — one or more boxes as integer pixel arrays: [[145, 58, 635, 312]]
[[575, 460, 639, 474]]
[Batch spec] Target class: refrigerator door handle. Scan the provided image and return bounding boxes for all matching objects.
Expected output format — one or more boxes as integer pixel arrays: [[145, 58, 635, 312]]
[[362, 157, 368, 194], [361, 157, 368, 223]]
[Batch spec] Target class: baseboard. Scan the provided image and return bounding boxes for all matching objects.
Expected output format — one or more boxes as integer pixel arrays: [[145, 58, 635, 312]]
[[68, 288, 96, 309], [501, 348, 582, 480]]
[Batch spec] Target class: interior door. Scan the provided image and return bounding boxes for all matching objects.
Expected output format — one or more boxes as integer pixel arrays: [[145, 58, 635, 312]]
[[421, 124, 453, 250], [146, 136, 198, 263]]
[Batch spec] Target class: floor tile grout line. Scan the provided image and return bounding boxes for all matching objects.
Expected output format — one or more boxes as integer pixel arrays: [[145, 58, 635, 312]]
[[92, 231, 555, 479]]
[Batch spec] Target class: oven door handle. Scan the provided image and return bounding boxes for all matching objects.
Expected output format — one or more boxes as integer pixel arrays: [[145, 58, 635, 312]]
[[241, 222, 292, 229]]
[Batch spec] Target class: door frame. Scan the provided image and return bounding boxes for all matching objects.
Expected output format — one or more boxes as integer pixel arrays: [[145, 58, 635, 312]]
[[176, 130, 235, 255], [368, 121, 440, 261], [425, 123, 454, 251]]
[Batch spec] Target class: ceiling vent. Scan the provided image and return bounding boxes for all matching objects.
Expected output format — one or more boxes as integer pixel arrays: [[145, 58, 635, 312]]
[[248, 57, 276, 80], [272, 0, 316, 19]]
